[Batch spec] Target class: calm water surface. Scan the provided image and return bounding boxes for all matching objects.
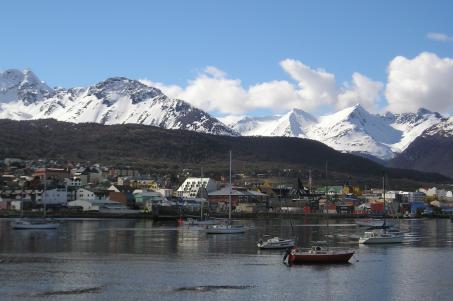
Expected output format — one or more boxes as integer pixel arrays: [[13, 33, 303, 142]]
[[0, 218, 452, 301]]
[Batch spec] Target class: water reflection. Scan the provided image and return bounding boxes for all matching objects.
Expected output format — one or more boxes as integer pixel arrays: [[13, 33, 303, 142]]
[[0, 218, 452, 301]]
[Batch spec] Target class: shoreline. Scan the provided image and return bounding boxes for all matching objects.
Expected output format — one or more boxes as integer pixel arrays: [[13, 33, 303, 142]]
[[0, 210, 450, 220]]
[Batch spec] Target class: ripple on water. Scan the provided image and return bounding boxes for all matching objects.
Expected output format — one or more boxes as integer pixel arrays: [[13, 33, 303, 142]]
[[18, 286, 103, 297], [174, 285, 255, 292]]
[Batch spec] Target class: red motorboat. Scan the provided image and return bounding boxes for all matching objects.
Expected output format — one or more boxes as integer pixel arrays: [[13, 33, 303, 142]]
[[284, 246, 354, 264]]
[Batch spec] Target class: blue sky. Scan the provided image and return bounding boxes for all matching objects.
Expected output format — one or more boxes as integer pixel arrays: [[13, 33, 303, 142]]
[[1, 0, 453, 116]]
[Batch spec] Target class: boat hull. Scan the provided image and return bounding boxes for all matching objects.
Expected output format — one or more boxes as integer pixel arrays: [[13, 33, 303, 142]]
[[258, 240, 295, 249], [206, 226, 245, 234], [288, 252, 354, 264]]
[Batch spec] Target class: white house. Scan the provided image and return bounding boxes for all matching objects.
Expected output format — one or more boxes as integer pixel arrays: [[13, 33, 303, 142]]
[[176, 177, 218, 198], [76, 188, 96, 200], [42, 188, 68, 205]]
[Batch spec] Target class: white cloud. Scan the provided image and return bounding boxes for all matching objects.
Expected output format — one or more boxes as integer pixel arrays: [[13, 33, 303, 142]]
[[385, 52, 453, 113], [141, 61, 383, 115], [337, 73, 384, 111], [427, 32, 453, 42], [280, 59, 338, 107]]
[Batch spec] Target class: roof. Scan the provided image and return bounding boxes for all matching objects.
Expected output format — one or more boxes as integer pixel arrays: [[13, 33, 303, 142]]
[[208, 187, 267, 197]]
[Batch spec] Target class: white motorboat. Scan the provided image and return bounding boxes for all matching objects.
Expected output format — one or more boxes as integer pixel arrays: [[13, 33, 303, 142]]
[[257, 236, 295, 249], [359, 230, 404, 244], [206, 224, 245, 234], [12, 219, 59, 230]]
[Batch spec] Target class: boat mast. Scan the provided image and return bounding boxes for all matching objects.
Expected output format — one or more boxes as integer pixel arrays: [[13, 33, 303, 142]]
[[383, 173, 386, 230], [43, 164, 47, 218], [325, 161, 329, 247], [228, 150, 232, 221]]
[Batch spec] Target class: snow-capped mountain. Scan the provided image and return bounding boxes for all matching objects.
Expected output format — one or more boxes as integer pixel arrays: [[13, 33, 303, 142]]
[[222, 108, 317, 138], [422, 116, 453, 138], [390, 116, 453, 178], [0, 70, 237, 136], [225, 104, 447, 160], [0, 69, 53, 104]]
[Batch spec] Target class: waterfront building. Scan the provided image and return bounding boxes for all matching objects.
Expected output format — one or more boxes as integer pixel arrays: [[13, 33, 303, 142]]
[[67, 200, 100, 212], [133, 189, 168, 209], [42, 188, 68, 205], [207, 186, 267, 212], [177, 177, 218, 198]]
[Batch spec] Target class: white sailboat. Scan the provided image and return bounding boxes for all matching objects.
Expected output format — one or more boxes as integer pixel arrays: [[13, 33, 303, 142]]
[[206, 151, 245, 234], [12, 166, 60, 230], [359, 175, 402, 244], [257, 236, 295, 249]]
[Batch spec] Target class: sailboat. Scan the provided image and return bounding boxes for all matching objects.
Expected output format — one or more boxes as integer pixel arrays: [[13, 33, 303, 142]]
[[206, 151, 245, 234], [284, 162, 354, 264], [358, 174, 403, 244], [12, 167, 60, 230]]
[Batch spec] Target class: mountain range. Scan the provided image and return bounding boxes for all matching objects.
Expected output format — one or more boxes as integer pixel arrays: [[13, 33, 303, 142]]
[[220, 106, 447, 161], [1, 69, 452, 177], [0, 69, 236, 136]]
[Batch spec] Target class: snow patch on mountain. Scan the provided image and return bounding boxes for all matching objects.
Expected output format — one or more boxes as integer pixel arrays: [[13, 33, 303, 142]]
[[422, 116, 453, 138]]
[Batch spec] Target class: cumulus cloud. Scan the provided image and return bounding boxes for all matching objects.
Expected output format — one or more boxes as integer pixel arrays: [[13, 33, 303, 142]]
[[427, 32, 453, 42], [385, 52, 453, 113], [141, 61, 383, 115], [280, 59, 338, 107], [337, 73, 384, 111]]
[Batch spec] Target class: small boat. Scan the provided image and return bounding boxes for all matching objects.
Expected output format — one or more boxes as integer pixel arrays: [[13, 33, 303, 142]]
[[206, 224, 245, 234], [12, 218, 59, 230], [358, 230, 403, 244], [284, 246, 354, 264], [257, 236, 295, 249]]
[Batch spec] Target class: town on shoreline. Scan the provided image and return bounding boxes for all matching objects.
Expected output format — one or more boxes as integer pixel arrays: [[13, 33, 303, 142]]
[[1, 158, 452, 220]]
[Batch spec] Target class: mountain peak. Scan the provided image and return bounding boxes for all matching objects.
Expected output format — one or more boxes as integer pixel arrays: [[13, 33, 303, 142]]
[[288, 108, 317, 122], [0, 69, 53, 104], [87, 77, 164, 106], [416, 107, 433, 116]]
